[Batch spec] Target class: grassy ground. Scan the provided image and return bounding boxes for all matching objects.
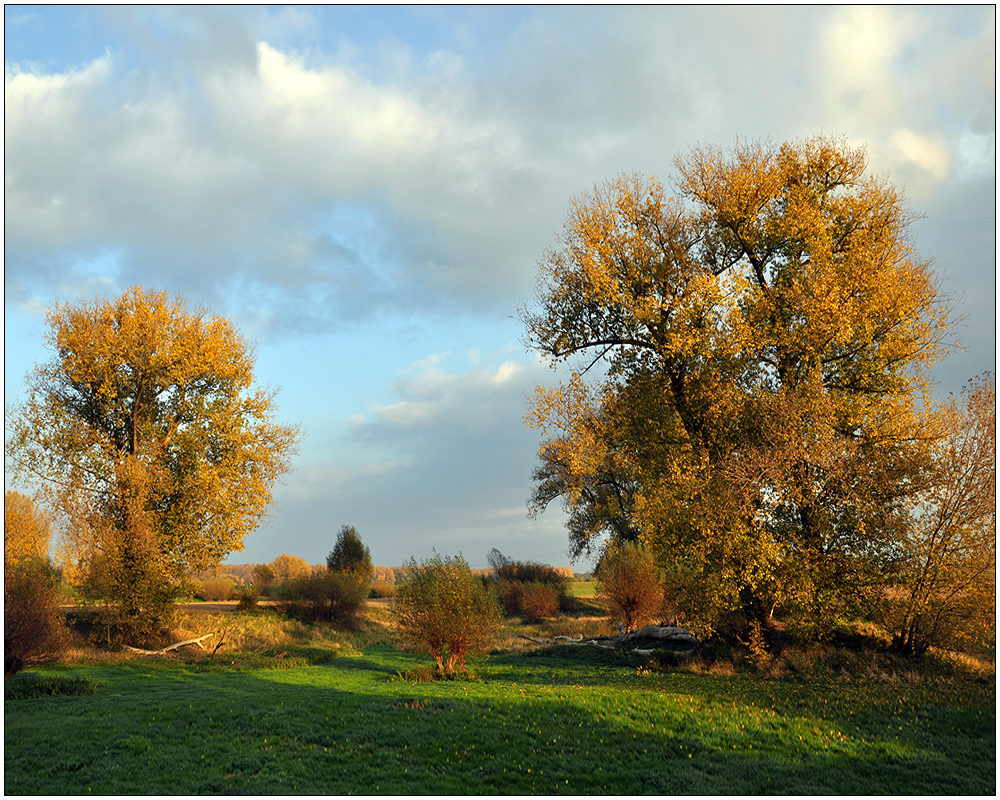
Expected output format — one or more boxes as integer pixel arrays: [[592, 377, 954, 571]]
[[4, 605, 995, 795]]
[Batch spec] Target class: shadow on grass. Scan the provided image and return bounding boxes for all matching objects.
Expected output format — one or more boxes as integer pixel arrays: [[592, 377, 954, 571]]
[[5, 648, 994, 795]]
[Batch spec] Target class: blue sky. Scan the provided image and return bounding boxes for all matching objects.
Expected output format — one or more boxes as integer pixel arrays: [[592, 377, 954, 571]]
[[5, 5, 995, 570]]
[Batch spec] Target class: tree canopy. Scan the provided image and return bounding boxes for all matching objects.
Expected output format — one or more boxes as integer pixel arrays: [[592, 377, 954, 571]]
[[6, 287, 300, 634], [327, 525, 374, 580], [523, 136, 952, 638], [5, 491, 52, 569]]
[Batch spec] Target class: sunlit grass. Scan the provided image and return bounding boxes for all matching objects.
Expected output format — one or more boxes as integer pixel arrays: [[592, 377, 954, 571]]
[[4, 607, 994, 794]]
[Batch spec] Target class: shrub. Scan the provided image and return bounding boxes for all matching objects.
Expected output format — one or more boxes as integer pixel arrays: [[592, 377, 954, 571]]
[[496, 580, 524, 615], [487, 548, 570, 615], [252, 563, 275, 595], [233, 585, 258, 611], [597, 542, 664, 634], [196, 577, 235, 601], [371, 578, 397, 598], [4, 556, 70, 679], [81, 546, 178, 646], [395, 553, 503, 672], [278, 571, 369, 625], [520, 582, 560, 623]]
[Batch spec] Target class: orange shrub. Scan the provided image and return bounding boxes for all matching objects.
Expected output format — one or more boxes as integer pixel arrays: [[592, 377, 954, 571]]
[[196, 577, 234, 601], [597, 542, 664, 634], [520, 582, 560, 623], [371, 579, 397, 598], [5, 557, 69, 679]]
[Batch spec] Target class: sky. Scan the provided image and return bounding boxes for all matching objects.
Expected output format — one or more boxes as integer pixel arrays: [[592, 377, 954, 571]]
[[4, 5, 996, 571]]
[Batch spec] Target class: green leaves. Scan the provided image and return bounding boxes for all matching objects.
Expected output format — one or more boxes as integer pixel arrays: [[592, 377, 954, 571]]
[[395, 553, 503, 672]]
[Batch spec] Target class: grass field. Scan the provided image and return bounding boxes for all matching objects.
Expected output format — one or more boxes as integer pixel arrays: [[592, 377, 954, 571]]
[[4, 607, 995, 795]]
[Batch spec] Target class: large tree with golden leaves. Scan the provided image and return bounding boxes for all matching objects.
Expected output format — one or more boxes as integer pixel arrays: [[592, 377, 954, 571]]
[[523, 136, 951, 640], [7, 287, 300, 638]]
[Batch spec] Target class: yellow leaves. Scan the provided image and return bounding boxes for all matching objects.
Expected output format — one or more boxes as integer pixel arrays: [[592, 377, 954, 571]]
[[8, 286, 301, 580], [524, 135, 956, 640], [4, 491, 52, 570]]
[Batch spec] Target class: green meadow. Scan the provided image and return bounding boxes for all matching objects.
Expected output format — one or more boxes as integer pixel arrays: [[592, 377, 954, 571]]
[[4, 607, 994, 795]]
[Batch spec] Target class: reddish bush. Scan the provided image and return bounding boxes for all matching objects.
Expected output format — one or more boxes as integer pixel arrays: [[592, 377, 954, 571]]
[[497, 580, 524, 615], [520, 582, 560, 623], [5, 557, 69, 679], [597, 542, 664, 634]]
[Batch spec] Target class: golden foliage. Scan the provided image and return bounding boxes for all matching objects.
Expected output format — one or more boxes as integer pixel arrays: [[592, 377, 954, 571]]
[[4, 491, 52, 570], [6, 287, 300, 617], [523, 136, 953, 640], [891, 373, 996, 655], [269, 553, 313, 585]]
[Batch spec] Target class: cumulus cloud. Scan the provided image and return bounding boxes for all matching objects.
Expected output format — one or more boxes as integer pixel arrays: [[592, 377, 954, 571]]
[[5, 5, 993, 567]]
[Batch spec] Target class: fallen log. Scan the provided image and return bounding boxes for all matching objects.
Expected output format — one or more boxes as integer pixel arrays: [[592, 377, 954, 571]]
[[625, 626, 698, 644], [124, 633, 215, 656]]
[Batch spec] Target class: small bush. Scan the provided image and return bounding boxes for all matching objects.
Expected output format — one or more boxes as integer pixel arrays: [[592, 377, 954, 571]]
[[520, 582, 560, 623], [597, 542, 664, 634], [5, 556, 71, 679], [395, 552, 503, 672], [487, 549, 571, 616], [278, 571, 369, 625], [196, 577, 234, 602], [5, 674, 98, 699], [496, 580, 524, 615], [233, 586, 258, 611], [251, 564, 275, 595], [370, 579, 396, 598]]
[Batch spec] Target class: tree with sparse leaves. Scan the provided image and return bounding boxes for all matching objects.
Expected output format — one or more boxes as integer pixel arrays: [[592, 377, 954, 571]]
[[6, 287, 300, 641], [597, 541, 664, 634], [523, 136, 951, 641], [891, 373, 996, 656]]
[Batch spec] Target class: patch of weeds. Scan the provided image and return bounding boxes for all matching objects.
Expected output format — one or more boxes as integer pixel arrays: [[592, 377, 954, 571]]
[[224, 754, 264, 777], [5, 674, 98, 699], [56, 755, 91, 773], [192, 646, 339, 672], [391, 666, 485, 683], [389, 697, 451, 714], [115, 734, 154, 755]]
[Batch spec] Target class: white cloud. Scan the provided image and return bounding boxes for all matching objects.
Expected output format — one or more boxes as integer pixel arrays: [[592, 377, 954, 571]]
[[490, 360, 521, 385], [4, 54, 111, 112], [891, 129, 951, 181]]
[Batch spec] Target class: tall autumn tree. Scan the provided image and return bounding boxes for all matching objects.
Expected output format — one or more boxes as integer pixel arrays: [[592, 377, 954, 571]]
[[6, 287, 300, 639], [523, 136, 951, 640]]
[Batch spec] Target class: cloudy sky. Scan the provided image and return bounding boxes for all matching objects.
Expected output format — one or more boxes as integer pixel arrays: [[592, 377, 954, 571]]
[[5, 6, 995, 570]]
